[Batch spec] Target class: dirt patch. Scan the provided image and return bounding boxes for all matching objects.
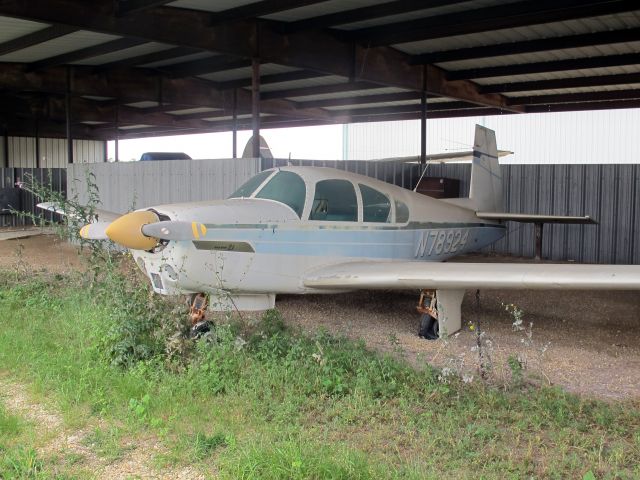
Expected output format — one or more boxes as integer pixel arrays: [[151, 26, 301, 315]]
[[0, 231, 84, 274], [276, 287, 640, 400], [0, 376, 205, 479]]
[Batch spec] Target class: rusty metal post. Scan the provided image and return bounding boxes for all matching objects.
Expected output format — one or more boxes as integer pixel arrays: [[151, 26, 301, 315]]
[[251, 57, 260, 159], [232, 88, 238, 158], [65, 67, 73, 164], [420, 65, 427, 165], [534, 222, 543, 261], [114, 105, 119, 162], [35, 117, 40, 168]]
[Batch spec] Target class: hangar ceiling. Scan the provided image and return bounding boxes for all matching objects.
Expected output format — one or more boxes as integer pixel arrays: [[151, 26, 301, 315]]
[[0, 0, 639, 140]]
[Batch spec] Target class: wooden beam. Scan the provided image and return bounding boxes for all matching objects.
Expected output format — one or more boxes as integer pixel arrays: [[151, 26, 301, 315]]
[[447, 53, 640, 81], [0, 25, 78, 55], [29, 37, 148, 71], [0, 0, 521, 111], [349, 0, 639, 47], [411, 27, 640, 64]]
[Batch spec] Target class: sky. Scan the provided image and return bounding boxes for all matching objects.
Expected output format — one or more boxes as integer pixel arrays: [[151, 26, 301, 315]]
[[107, 124, 343, 162], [107, 108, 640, 164]]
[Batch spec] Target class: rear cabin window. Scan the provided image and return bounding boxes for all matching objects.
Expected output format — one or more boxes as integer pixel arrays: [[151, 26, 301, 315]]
[[310, 179, 357, 222], [359, 184, 391, 223], [255, 171, 306, 217], [228, 170, 272, 198], [395, 199, 410, 223]]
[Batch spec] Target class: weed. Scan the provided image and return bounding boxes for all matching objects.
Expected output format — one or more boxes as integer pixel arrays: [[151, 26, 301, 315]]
[[191, 431, 228, 460]]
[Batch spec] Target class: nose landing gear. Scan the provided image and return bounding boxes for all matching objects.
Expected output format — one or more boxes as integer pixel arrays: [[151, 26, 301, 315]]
[[189, 293, 211, 338]]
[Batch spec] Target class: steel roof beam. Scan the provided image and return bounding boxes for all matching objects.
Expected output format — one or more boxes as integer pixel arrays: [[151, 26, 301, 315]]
[[214, 70, 329, 90], [508, 89, 640, 105], [259, 82, 382, 100], [0, 0, 522, 112], [210, 0, 328, 25], [28, 37, 148, 71], [447, 53, 640, 81], [526, 99, 640, 113], [411, 27, 640, 64], [116, 0, 173, 16], [163, 56, 251, 78], [282, 0, 463, 32], [295, 91, 422, 108], [0, 24, 78, 56], [480, 72, 640, 94], [99, 46, 202, 69], [0, 63, 332, 120], [349, 0, 639, 47]]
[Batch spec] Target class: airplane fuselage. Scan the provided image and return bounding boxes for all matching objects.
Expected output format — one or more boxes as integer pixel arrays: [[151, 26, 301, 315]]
[[130, 167, 506, 309]]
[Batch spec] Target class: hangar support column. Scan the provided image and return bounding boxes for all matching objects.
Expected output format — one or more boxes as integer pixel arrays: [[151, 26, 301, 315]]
[[251, 57, 260, 159]]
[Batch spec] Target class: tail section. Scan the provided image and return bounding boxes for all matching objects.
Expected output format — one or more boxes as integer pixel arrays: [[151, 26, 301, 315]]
[[242, 135, 274, 159], [468, 125, 503, 212]]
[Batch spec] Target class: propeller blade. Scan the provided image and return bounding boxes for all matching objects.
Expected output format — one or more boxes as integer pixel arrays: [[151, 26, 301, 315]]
[[141, 221, 207, 241], [79, 222, 111, 240]]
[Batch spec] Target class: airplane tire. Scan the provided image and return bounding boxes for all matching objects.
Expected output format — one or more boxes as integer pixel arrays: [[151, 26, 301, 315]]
[[419, 314, 439, 340]]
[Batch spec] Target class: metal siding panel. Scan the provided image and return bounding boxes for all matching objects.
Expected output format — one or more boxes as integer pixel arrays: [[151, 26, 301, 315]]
[[615, 165, 635, 264], [598, 165, 617, 264], [565, 165, 585, 262], [633, 164, 640, 265]]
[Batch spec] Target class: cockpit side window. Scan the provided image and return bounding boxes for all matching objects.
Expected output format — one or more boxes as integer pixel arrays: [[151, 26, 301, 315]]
[[228, 170, 272, 199], [395, 199, 410, 223], [255, 171, 306, 217], [309, 179, 357, 222], [359, 183, 391, 223]]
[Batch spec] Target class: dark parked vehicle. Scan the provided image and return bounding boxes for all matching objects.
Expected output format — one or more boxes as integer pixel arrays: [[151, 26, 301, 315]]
[[139, 152, 192, 161]]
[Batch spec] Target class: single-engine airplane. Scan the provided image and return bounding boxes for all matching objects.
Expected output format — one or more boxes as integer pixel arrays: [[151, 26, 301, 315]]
[[40, 126, 640, 339]]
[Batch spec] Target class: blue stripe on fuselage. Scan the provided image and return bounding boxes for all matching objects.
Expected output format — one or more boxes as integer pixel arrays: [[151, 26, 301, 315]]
[[190, 223, 506, 261]]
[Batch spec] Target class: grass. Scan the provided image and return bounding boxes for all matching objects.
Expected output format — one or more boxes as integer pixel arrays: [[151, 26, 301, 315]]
[[0, 265, 639, 479]]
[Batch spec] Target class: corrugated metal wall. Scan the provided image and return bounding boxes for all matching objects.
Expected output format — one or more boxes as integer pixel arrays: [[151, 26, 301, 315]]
[[0, 168, 66, 227], [265, 158, 640, 265], [4, 136, 105, 167], [68, 158, 260, 214], [345, 109, 640, 164]]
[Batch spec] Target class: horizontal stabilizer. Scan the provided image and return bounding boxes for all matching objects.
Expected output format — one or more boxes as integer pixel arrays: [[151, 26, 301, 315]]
[[304, 261, 640, 291], [476, 212, 597, 224]]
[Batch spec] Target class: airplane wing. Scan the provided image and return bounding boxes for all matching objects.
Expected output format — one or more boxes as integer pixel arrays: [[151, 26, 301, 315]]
[[303, 261, 640, 290], [37, 202, 121, 223], [476, 212, 596, 224]]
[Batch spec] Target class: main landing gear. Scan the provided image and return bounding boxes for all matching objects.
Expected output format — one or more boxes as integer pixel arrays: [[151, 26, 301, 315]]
[[189, 293, 211, 338], [417, 290, 439, 340], [416, 289, 465, 340]]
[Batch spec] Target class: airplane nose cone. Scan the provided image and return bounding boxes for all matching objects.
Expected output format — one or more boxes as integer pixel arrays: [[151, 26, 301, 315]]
[[105, 210, 160, 250]]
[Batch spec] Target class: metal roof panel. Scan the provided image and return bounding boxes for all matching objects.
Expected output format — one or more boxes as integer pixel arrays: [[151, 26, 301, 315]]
[[71, 42, 171, 65], [0, 30, 119, 63], [0, 16, 49, 43]]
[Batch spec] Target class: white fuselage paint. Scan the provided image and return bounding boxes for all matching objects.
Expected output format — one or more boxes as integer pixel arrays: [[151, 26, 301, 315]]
[[131, 167, 506, 303]]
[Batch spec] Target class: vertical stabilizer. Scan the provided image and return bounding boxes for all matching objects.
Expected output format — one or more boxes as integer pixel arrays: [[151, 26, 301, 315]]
[[242, 135, 274, 159], [468, 125, 503, 212]]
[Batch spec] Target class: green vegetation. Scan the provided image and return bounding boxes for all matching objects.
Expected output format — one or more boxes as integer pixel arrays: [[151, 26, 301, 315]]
[[0, 260, 639, 479]]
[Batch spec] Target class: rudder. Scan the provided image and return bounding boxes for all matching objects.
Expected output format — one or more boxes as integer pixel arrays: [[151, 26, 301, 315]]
[[468, 125, 503, 212]]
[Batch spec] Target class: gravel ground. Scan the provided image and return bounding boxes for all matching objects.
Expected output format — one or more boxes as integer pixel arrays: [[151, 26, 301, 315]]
[[2, 233, 639, 401]]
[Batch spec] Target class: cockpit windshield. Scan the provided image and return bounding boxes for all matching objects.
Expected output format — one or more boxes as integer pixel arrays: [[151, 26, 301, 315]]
[[228, 170, 272, 199], [255, 171, 306, 217]]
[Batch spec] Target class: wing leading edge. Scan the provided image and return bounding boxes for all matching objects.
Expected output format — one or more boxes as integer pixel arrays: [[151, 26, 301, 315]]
[[303, 261, 640, 291]]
